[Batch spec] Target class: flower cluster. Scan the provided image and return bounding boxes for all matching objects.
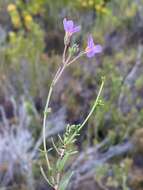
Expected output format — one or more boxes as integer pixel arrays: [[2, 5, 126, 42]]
[[63, 18, 102, 58]]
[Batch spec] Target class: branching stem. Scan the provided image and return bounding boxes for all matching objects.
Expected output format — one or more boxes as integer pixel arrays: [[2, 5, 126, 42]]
[[42, 50, 84, 171]]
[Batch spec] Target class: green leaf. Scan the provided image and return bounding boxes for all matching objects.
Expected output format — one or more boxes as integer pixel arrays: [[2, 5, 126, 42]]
[[40, 166, 53, 187], [56, 153, 70, 172], [59, 171, 73, 190]]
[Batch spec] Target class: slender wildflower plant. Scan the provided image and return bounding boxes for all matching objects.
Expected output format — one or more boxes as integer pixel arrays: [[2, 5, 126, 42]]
[[40, 18, 104, 190]]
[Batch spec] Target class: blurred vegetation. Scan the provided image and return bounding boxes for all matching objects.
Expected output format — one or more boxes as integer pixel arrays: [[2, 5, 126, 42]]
[[0, 0, 143, 190]]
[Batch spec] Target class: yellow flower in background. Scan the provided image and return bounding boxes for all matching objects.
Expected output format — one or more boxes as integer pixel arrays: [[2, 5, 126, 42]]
[[101, 7, 109, 15], [24, 15, 33, 23], [7, 3, 21, 28], [7, 4, 16, 12], [24, 14, 33, 30], [12, 16, 21, 28], [89, 0, 94, 6], [95, 3, 109, 15], [82, 1, 88, 7], [95, 4, 102, 12], [11, 14, 21, 28]]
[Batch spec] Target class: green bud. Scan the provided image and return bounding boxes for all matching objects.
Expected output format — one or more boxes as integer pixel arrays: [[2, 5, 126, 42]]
[[69, 44, 79, 56]]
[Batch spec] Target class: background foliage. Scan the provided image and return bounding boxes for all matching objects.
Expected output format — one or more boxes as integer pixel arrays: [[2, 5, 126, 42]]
[[0, 0, 143, 189]]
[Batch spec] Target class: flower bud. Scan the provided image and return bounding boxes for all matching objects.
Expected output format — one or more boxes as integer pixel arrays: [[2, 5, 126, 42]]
[[69, 44, 79, 56]]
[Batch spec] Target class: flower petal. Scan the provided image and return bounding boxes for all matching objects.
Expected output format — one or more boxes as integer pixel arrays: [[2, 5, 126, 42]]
[[63, 18, 67, 30], [86, 50, 95, 58], [93, 45, 103, 54], [88, 35, 95, 48], [71, 25, 81, 34], [63, 18, 74, 32], [86, 45, 102, 58]]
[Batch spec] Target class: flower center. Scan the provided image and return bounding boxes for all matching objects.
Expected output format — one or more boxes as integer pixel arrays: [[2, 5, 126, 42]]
[[85, 47, 91, 52], [66, 31, 72, 37]]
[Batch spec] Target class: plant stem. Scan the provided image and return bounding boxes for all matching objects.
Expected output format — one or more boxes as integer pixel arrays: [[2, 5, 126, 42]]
[[42, 49, 89, 176], [63, 45, 68, 63], [43, 84, 53, 170], [42, 62, 67, 170], [67, 51, 85, 66], [78, 78, 105, 131], [65, 78, 105, 145], [53, 65, 66, 85], [42, 58, 68, 170]]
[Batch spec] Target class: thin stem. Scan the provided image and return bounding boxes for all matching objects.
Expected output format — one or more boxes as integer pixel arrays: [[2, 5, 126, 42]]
[[42, 59, 69, 169], [54, 51, 85, 85], [65, 53, 72, 65], [43, 84, 53, 170], [54, 66, 63, 82], [65, 78, 105, 145], [78, 79, 105, 131], [40, 166, 53, 187], [53, 65, 66, 85], [51, 138, 60, 154], [63, 45, 68, 63], [67, 51, 85, 66], [42, 44, 88, 183], [42, 59, 67, 171], [42, 60, 68, 171]]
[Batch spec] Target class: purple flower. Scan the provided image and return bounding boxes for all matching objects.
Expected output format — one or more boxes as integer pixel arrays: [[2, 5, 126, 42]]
[[63, 18, 81, 36], [85, 35, 102, 58]]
